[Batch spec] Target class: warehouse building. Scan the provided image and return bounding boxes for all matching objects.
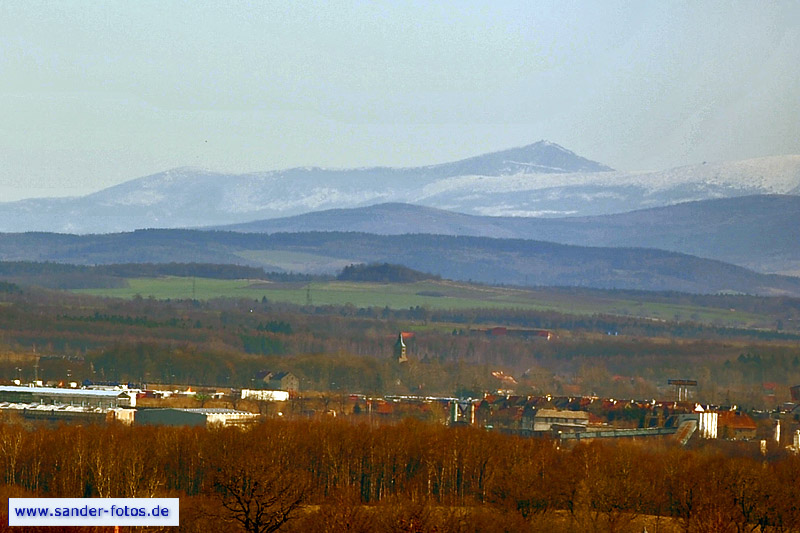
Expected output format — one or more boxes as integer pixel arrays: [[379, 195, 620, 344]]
[[135, 408, 259, 427], [0, 402, 110, 424], [0, 385, 137, 409], [533, 408, 590, 432]]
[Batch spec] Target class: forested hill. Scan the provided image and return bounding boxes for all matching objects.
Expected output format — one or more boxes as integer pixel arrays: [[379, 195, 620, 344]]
[[0, 261, 267, 279], [1, 229, 800, 296], [337, 263, 439, 283], [0, 261, 319, 289], [216, 195, 800, 275]]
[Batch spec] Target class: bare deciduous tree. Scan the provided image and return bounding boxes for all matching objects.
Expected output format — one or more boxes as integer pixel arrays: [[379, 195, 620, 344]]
[[207, 428, 306, 533]]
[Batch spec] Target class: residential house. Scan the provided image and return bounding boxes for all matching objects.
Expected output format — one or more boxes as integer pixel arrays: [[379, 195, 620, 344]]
[[717, 411, 757, 440], [256, 371, 300, 392]]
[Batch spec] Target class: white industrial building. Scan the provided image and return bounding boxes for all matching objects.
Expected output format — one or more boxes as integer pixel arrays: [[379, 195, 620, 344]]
[[0, 385, 138, 409], [241, 389, 289, 402], [697, 410, 718, 439]]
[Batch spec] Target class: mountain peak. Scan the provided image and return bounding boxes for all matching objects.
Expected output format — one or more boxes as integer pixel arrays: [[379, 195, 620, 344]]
[[430, 141, 614, 178]]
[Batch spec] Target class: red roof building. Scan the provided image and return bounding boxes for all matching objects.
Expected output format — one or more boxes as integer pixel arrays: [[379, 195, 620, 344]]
[[718, 411, 757, 440]]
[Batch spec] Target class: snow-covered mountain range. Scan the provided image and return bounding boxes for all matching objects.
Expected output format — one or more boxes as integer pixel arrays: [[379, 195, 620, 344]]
[[1, 141, 799, 234]]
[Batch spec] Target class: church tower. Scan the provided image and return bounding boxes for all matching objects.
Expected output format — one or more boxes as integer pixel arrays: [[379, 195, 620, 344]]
[[393, 332, 408, 363]]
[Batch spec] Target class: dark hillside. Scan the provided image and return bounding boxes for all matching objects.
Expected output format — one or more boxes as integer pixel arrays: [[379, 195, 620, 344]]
[[1, 229, 799, 295], [0, 261, 323, 289], [217, 195, 800, 275], [337, 263, 439, 283]]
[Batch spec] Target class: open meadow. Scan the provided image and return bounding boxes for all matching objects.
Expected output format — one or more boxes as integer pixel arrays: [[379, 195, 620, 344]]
[[74, 276, 782, 330]]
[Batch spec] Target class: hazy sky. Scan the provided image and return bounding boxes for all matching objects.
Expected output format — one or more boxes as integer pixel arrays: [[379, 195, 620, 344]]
[[1, 1, 799, 200]]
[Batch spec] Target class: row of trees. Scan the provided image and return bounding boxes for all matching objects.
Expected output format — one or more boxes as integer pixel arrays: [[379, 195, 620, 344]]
[[0, 261, 323, 289], [0, 419, 800, 532]]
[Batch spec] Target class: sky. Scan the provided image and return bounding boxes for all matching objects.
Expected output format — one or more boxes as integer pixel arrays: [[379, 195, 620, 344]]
[[1, 1, 799, 201]]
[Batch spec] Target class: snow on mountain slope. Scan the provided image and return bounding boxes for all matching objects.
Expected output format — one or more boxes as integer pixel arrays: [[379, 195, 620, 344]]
[[412, 155, 800, 217], [0, 142, 798, 233], [417, 156, 800, 198]]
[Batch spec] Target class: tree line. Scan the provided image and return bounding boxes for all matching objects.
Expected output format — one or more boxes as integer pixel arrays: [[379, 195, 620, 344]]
[[0, 261, 326, 290], [0, 419, 799, 532]]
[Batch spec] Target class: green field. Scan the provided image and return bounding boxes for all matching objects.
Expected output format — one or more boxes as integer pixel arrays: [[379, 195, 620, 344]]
[[73, 277, 774, 328]]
